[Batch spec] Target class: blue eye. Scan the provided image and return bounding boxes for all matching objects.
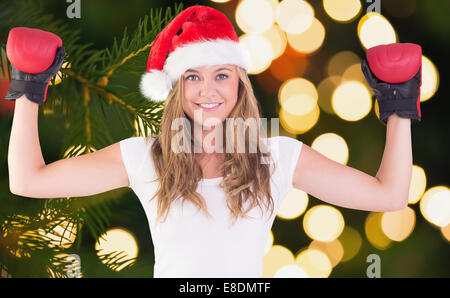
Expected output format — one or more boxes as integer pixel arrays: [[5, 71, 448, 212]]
[[186, 75, 197, 81], [185, 74, 228, 81]]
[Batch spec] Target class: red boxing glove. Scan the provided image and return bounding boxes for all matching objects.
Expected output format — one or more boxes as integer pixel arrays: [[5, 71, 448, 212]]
[[4, 27, 65, 104], [361, 43, 422, 124]]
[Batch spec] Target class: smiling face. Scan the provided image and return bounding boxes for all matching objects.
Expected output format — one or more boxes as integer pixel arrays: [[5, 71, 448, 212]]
[[182, 64, 239, 129]]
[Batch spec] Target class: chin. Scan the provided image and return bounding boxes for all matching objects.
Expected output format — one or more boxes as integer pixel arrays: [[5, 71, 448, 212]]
[[197, 117, 226, 128]]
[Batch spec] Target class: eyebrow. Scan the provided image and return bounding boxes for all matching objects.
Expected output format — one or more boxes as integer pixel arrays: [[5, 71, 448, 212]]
[[185, 67, 232, 73]]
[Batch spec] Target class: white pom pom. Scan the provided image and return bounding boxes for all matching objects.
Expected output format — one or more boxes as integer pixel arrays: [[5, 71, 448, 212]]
[[139, 70, 172, 102]]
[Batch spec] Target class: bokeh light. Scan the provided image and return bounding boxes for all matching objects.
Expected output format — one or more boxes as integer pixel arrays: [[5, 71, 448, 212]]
[[38, 219, 77, 249], [264, 230, 274, 255], [332, 80, 372, 121], [274, 264, 308, 277], [342, 63, 369, 88], [317, 76, 341, 114], [303, 205, 345, 242], [357, 12, 397, 50], [441, 224, 450, 243], [295, 248, 332, 277], [420, 55, 439, 101], [95, 228, 138, 272], [277, 188, 309, 219], [328, 51, 361, 77], [408, 165, 427, 204], [262, 24, 288, 60], [51, 253, 83, 278], [278, 76, 321, 134], [265, 0, 280, 13], [381, 206, 416, 242], [309, 239, 344, 267], [341, 63, 373, 99], [239, 33, 274, 74], [323, 0, 362, 23], [236, 0, 275, 33], [286, 17, 325, 54], [275, 0, 314, 34], [279, 77, 318, 115], [373, 99, 382, 121], [365, 212, 392, 250], [338, 226, 363, 262], [311, 133, 349, 165], [262, 244, 295, 277], [279, 104, 320, 134], [420, 186, 450, 228]]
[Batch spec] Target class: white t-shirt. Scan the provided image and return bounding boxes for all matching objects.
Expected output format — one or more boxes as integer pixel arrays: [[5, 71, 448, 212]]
[[119, 135, 303, 278]]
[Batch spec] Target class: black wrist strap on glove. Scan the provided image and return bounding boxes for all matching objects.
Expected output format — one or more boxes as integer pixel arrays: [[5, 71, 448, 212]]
[[377, 98, 418, 113], [361, 58, 421, 125], [4, 45, 65, 105], [7, 79, 47, 98]]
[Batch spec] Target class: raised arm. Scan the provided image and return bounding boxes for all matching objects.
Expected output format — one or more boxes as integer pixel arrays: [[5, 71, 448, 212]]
[[8, 95, 130, 198], [5, 27, 130, 198], [292, 114, 411, 212], [292, 42, 421, 212]]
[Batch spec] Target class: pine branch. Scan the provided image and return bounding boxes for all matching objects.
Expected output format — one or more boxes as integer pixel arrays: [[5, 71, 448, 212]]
[[57, 3, 183, 151], [1, 0, 180, 148], [0, 0, 185, 277]]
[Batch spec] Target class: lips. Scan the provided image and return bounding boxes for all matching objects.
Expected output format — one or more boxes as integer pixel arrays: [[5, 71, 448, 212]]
[[195, 102, 224, 105], [195, 102, 223, 112]]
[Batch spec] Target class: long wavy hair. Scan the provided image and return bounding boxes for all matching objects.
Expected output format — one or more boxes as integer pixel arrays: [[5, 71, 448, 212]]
[[144, 66, 275, 227]]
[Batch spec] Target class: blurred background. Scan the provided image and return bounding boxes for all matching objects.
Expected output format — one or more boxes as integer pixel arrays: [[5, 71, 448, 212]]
[[0, 0, 448, 278]]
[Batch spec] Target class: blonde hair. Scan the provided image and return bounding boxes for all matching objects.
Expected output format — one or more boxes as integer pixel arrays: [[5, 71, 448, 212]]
[[144, 66, 275, 227]]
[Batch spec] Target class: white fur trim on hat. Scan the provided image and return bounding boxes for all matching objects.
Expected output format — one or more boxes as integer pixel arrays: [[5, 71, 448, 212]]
[[139, 69, 172, 102], [164, 38, 251, 85]]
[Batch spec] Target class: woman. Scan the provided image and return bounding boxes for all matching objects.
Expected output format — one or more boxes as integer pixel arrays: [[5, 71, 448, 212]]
[[6, 5, 421, 278]]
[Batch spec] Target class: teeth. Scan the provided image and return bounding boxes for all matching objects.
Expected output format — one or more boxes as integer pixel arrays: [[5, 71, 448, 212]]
[[199, 103, 220, 108]]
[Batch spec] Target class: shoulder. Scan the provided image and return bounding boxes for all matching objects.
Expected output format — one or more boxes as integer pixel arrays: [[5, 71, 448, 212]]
[[120, 135, 157, 148], [262, 136, 303, 172], [119, 135, 157, 160], [119, 135, 159, 177], [263, 136, 303, 153], [144, 135, 158, 148], [262, 136, 304, 201]]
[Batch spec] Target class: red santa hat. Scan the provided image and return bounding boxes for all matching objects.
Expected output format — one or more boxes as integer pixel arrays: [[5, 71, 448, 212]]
[[139, 5, 251, 102]]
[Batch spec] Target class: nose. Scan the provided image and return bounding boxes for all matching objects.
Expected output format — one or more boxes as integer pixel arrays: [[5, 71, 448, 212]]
[[200, 79, 208, 97], [200, 76, 217, 98]]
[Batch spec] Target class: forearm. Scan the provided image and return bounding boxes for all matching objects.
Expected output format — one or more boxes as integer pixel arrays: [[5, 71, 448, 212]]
[[375, 113, 412, 209], [8, 95, 46, 191]]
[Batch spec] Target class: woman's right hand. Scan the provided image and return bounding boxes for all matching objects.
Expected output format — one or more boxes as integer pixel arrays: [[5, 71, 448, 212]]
[[4, 27, 65, 105]]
